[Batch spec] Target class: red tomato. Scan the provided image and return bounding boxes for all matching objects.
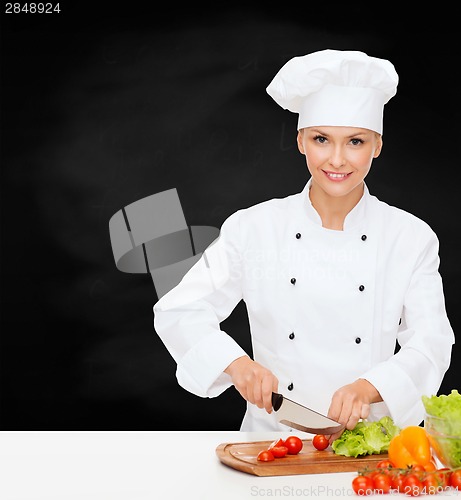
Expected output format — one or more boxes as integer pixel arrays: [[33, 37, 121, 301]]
[[410, 464, 426, 480], [391, 471, 406, 492], [366, 469, 380, 482], [372, 472, 392, 494], [449, 469, 461, 489], [284, 435, 303, 455], [376, 459, 395, 472], [352, 475, 374, 496], [422, 472, 444, 495], [270, 446, 288, 458], [312, 434, 329, 451], [402, 473, 423, 496], [435, 468, 450, 488], [268, 438, 285, 450], [257, 450, 275, 462]]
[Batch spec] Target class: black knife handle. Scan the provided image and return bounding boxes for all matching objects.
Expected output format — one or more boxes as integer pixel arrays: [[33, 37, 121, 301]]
[[272, 392, 283, 412]]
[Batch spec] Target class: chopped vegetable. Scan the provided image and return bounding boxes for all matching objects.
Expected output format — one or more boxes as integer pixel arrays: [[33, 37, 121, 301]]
[[257, 449, 275, 461], [332, 416, 400, 457], [270, 445, 288, 458], [258, 435, 303, 462]]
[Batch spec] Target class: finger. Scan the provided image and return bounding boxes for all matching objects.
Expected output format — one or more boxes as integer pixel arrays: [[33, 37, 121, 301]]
[[347, 395, 369, 426], [328, 430, 343, 444], [360, 403, 370, 420], [272, 374, 279, 393], [252, 377, 263, 409], [346, 413, 361, 430], [327, 397, 343, 423], [346, 400, 369, 430], [270, 375, 279, 411], [337, 399, 354, 427], [261, 375, 274, 413], [261, 372, 279, 413]]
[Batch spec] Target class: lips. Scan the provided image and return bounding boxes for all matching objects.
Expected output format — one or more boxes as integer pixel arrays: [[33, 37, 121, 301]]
[[322, 170, 352, 181]]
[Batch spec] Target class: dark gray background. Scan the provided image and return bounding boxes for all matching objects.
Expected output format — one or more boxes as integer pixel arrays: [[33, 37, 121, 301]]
[[1, 5, 459, 429]]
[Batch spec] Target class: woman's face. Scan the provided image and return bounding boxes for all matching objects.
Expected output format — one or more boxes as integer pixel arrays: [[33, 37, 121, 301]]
[[297, 126, 382, 199]]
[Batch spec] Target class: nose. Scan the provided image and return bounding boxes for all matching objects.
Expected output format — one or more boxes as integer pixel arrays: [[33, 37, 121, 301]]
[[329, 146, 346, 169]]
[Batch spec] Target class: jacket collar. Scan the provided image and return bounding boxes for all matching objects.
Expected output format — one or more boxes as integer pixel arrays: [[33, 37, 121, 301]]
[[300, 177, 369, 230]]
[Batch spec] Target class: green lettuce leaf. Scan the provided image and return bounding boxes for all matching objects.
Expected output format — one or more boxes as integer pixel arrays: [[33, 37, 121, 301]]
[[379, 416, 400, 440], [422, 390, 461, 468], [422, 390, 461, 436], [332, 416, 400, 458]]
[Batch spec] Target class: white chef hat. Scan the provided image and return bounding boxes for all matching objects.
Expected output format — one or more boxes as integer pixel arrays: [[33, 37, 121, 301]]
[[266, 49, 398, 134]]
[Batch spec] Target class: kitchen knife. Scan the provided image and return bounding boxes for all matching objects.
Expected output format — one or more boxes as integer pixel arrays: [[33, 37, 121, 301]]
[[272, 392, 344, 435]]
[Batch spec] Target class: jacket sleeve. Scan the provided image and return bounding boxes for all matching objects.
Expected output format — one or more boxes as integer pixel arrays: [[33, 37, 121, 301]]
[[362, 226, 455, 427], [152, 210, 248, 398]]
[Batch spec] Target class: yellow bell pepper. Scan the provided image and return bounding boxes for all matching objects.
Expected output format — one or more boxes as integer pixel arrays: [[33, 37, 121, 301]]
[[388, 425, 433, 469]]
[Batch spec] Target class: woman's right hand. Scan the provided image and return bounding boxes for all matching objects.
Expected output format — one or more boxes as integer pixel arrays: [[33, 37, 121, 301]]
[[224, 356, 279, 414]]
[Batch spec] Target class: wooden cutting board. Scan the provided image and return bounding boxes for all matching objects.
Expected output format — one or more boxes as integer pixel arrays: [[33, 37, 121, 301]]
[[216, 439, 388, 476]]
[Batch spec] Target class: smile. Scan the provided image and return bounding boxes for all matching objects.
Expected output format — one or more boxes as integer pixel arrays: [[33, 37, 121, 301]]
[[322, 170, 352, 181]]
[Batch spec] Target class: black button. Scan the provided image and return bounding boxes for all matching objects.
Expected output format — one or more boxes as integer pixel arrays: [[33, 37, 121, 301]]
[[361, 235, 367, 241], [287, 383, 294, 391], [296, 233, 301, 239], [289, 332, 295, 340], [355, 337, 361, 344], [359, 285, 365, 291], [290, 278, 296, 285]]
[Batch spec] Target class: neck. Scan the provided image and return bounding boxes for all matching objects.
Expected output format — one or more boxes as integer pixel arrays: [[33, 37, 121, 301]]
[[309, 182, 364, 230]]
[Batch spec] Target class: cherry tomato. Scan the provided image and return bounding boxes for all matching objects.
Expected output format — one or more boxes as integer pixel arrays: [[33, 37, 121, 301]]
[[391, 471, 406, 492], [366, 469, 380, 481], [422, 472, 444, 495], [270, 446, 288, 458], [352, 475, 374, 496], [449, 469, 461, 489], [268, 438, 285, 450], [410, 464, 426, 480], [372, 472, 392, 494], [435, 468, 450, 488], [257, 450, 275, 462], [376, 459, 395, 471], [312, 434, 329, 451], [402, 473, 423, 497], [284, 435, 303, 455]]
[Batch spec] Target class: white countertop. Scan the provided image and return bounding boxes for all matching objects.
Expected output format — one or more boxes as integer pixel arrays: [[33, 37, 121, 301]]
[[0, 431, 459, 499]]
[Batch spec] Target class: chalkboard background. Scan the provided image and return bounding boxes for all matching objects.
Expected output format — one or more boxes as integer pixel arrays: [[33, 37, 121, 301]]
[[1, 5, 459, 430]]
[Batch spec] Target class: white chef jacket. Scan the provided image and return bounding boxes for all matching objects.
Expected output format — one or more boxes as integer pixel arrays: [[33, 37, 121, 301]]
[[153, 179, 454, 431]]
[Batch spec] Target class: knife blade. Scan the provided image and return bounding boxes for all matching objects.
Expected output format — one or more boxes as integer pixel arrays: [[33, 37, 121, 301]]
[[272, 392, 344, 435]]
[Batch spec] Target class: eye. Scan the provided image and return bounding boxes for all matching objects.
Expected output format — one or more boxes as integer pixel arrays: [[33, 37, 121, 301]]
[[350, 138, 364, 146], [313, 134, 327, 144]]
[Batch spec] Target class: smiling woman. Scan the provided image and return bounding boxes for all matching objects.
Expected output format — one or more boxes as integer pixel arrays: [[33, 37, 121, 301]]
[[152, 49, 455, 435]]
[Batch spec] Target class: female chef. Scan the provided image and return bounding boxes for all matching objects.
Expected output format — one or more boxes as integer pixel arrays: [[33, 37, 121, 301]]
[[153, 49, 454, 437]]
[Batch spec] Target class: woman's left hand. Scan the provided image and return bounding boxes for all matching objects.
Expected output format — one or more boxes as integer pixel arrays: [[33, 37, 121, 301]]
[[326, 378, 382, 443]]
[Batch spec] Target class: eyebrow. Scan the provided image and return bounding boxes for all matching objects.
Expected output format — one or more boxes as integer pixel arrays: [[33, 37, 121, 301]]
[[309, 128, 368, 138]]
